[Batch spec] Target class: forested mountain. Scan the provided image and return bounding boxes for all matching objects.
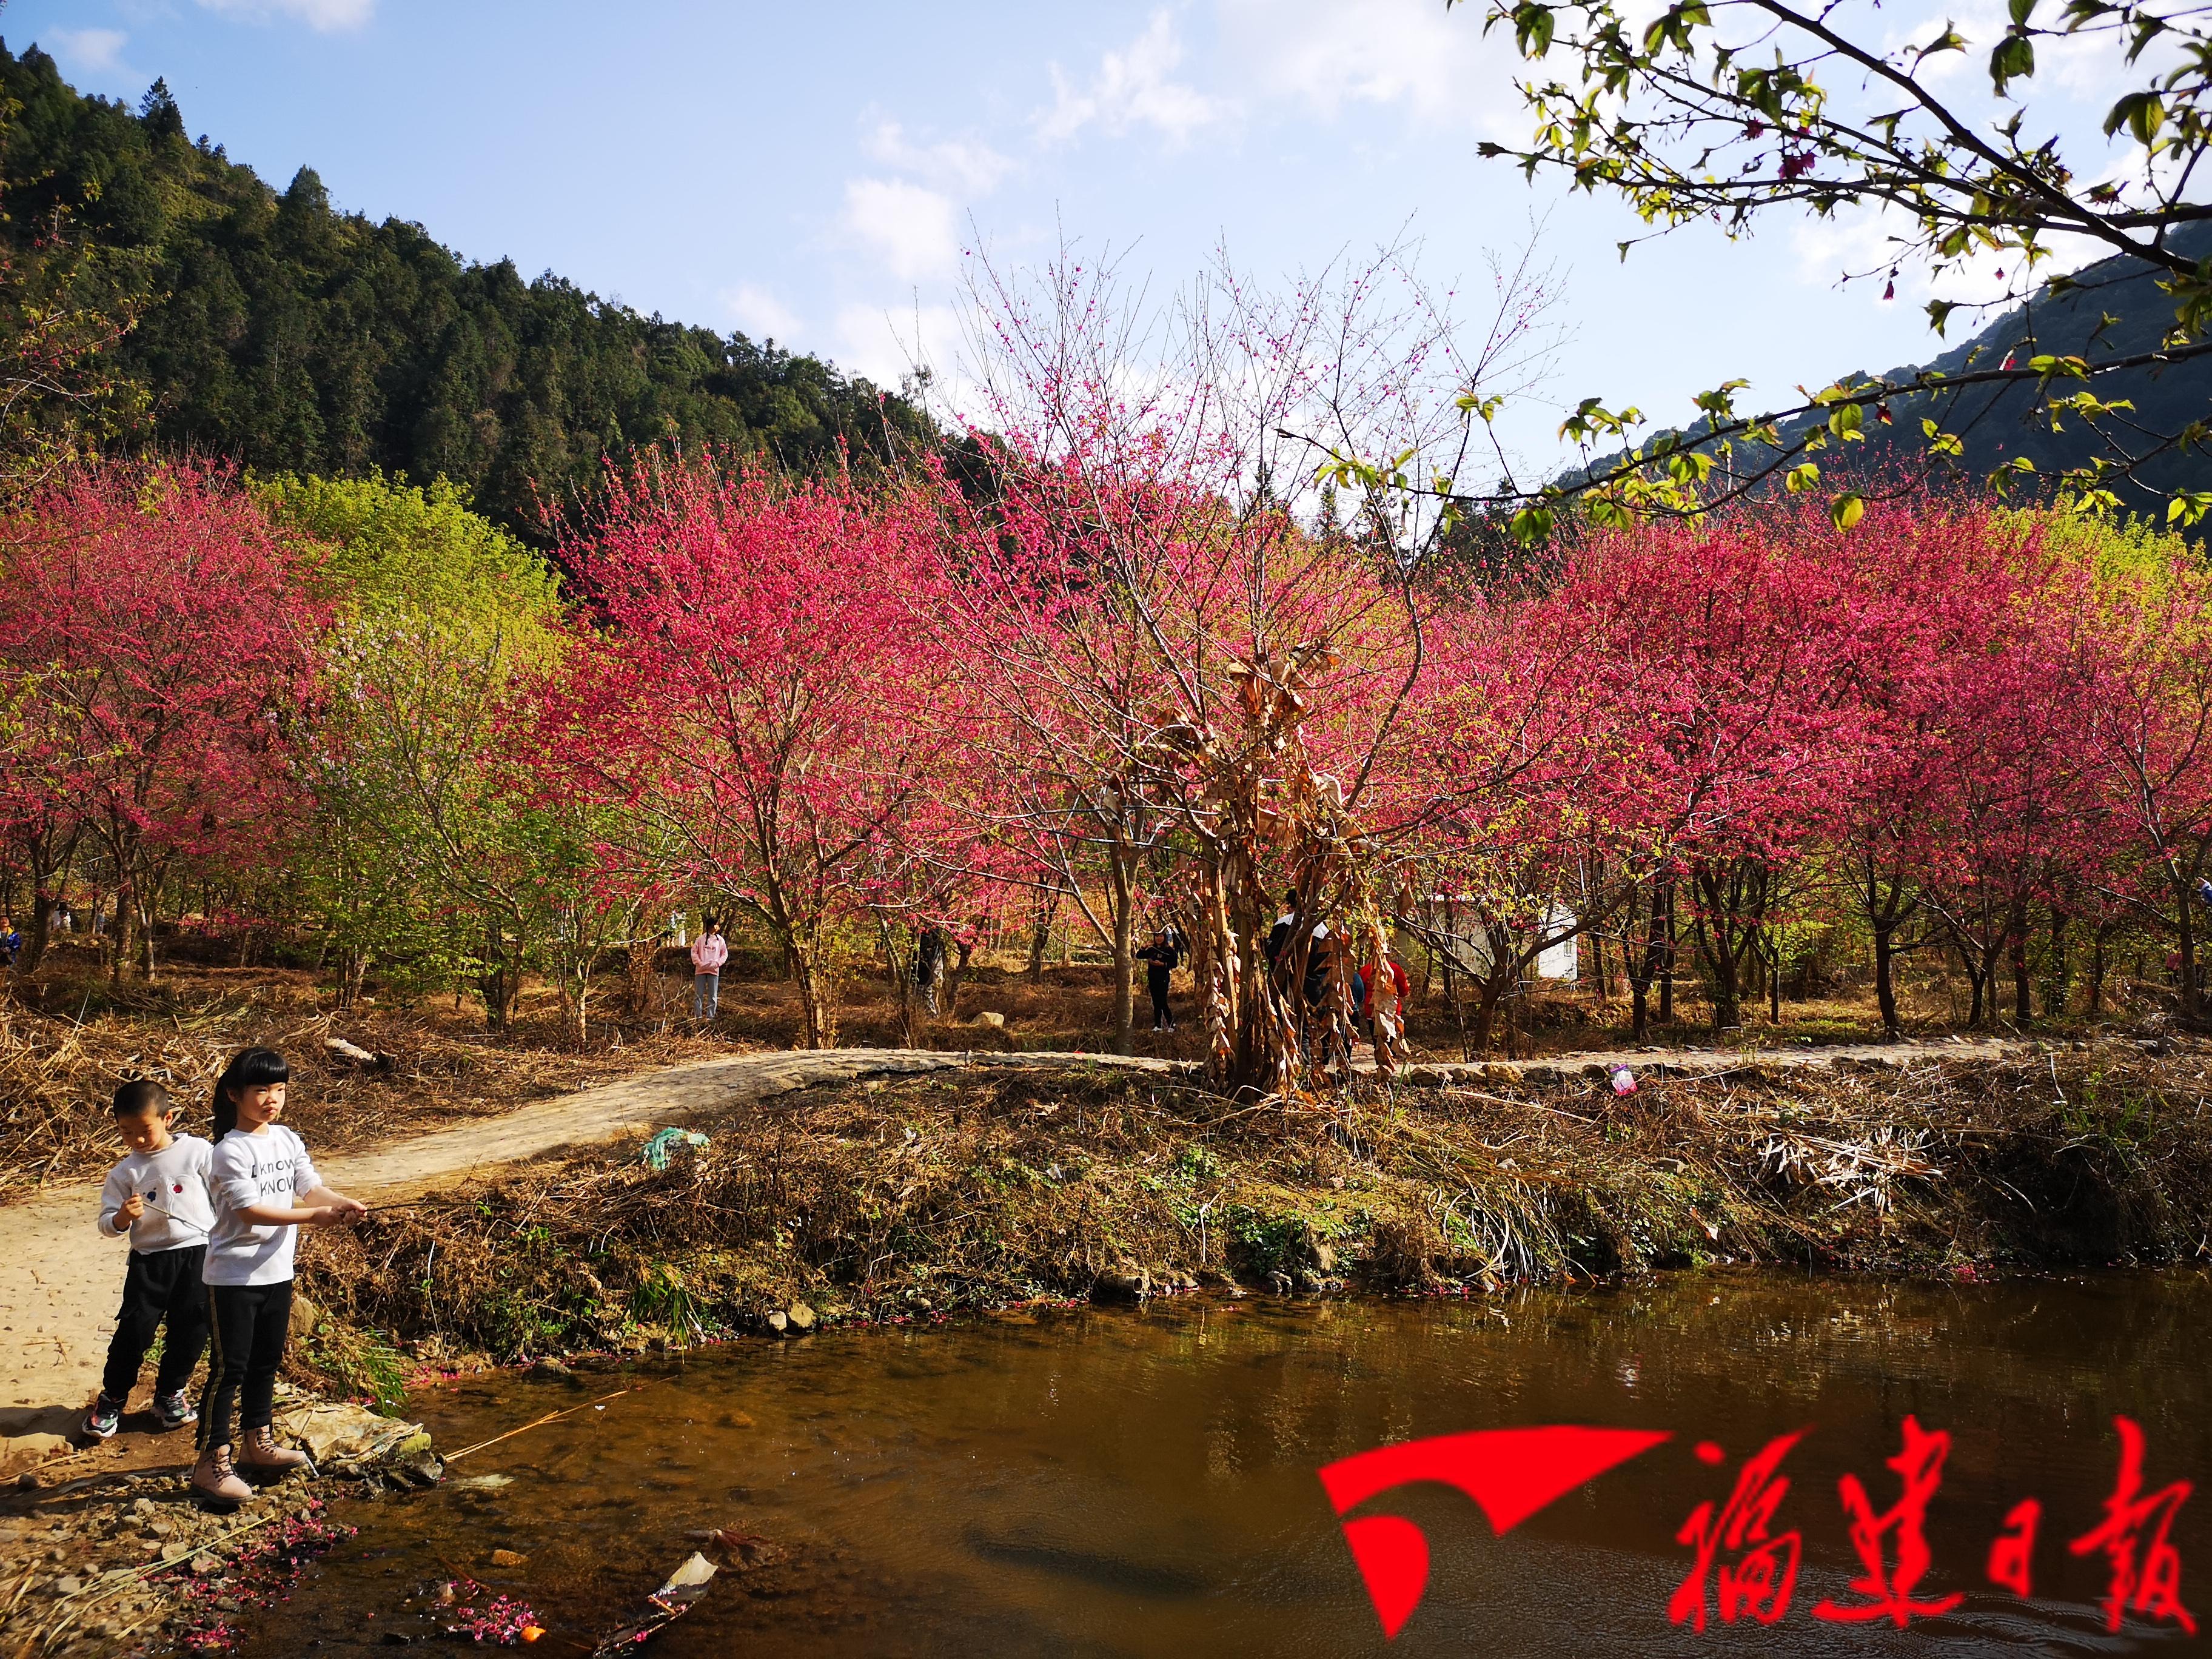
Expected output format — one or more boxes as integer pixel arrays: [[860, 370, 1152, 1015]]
[[1562, 221, 2212, 511], [0, 41, 931, 535]]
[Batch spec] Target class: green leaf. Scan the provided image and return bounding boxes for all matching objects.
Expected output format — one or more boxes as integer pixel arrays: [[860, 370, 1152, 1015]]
[[2167, 492, 2212, 527], [1926, 299, 1957, 337], [1830, 492, 1866, 530], [1912, 25, 1967, 62], [1508, 504, 1557, 544], [1990, 31, 2036, 95], [1784, 461, 1821, 492], [2104, 91, 2165, 144], [1512, 2, 1556, 56]]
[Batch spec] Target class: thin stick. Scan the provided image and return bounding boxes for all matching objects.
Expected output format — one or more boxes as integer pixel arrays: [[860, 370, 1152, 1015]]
[[443, 1381, 656, 1463]]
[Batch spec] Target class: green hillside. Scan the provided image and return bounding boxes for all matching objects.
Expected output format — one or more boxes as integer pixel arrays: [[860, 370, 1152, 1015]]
[[0, 42, 931, 534], [1561, 224, 2212, 512]]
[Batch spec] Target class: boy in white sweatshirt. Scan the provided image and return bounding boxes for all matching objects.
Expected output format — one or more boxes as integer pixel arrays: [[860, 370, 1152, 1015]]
[[85, 1079, 215, 1439]]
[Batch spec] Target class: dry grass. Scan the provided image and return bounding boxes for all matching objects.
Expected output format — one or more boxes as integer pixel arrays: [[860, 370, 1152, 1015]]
[[0, 945, 743, 1202], [293, 1040, 2212, 1379]]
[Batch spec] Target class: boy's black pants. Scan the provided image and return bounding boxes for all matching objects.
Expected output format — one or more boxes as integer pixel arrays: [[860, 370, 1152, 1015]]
[[1147, 965, 1173, 1026], [101, 1244, 210, 1404], [199, 1279, 294, 1447]]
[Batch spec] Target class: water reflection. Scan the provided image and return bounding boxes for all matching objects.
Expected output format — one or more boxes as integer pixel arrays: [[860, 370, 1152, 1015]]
[[242, 1273, 2209, 1657]]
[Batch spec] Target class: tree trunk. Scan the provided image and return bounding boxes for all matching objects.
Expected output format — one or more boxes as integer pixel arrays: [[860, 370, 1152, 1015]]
[[2011, 930, 2032, 1024], [110, 888, 136, 985], [1108, 854, 1136, 1056], [1958, 937, 1992, 1029], [942, 937, 973, 1024], [1026, 885, 1059, 985], [791, 935, 839, 1049], [2043, 910, 2072, 1018], [2088, 924, 2110, 1018], [1656, 878, 1676, 1024], [478, 920, 521, 1030], [1872, 926, 1901, 1038], [22, 890, 56, 976], [2177, 859, 2204, 1023], [878, 918, 923, 1048], [1468, 964, 1513, 1052], [626, 937, 658, 1017]]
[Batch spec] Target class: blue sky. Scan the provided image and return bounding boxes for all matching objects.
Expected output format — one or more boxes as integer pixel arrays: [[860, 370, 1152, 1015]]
[[10, 0, 2145, 480]]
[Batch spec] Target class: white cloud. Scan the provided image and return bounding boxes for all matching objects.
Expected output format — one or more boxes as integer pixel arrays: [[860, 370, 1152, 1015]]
[[719, 283, 803, 343], [196, 0, 375, 32], [834, 300, 962, 395], [843, 178, 963, 282], [862, 119, 1013, 198], [45, 27, 132, 76], [1215, 0, 1518, 135], [1037, 11, 1224, 146]]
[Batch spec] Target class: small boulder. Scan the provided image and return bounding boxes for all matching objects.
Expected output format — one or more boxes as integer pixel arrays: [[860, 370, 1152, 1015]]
[[786, 1302, 817, 1333], [489, 1549, 528, 1569], [764, 1311, 789, 1335], [970, 1010, 1007, 1029], [287, 1289, 321, 1341]]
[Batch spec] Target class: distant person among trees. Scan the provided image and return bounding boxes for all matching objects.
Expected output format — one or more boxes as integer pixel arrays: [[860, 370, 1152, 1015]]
[[0, 915, 19, 969], [1137, 923, 1185, 1031], [1358, 954, 1412, 1051], [1264, 891, 1298, 967], [690, 918, 728, 1022]]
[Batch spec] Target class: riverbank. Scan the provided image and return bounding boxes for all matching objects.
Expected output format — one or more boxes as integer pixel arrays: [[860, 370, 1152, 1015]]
[[297, 1036, 2212, 1380]]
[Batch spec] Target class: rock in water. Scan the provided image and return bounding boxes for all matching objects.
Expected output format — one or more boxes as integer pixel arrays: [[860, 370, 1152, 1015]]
[[274, 1399, 440, 1486]]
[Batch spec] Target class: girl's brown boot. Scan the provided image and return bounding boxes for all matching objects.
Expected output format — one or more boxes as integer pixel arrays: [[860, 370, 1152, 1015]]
[[190, 1443, 252, 1508], [238, 1424, 312, 1475]]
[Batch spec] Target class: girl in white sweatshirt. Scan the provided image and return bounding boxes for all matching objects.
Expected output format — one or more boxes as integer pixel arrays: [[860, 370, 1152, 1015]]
[[190, 1047, 366, 1508]]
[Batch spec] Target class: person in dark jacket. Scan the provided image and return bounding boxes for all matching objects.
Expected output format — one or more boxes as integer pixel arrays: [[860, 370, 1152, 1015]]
[[1136, 925, 1185, 1031]]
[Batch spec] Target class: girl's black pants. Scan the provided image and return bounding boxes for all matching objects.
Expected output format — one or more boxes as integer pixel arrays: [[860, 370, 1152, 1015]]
[[198, 1279, 293, 1448], [101, 1244, 209, 1404]]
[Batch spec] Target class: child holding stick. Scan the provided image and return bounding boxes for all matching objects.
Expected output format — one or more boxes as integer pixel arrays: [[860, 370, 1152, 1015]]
[[84, 1079, 214, 1441], [191, 1047, 367, 1508]]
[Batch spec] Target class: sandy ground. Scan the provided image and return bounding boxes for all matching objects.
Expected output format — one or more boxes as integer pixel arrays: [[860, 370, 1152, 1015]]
[[0, 1035, 2016, 1474]]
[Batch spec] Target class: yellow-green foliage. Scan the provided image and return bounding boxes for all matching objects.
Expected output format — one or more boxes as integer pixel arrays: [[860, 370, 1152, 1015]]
[[255, 470, 565, 669], [2012, 503, 2200, 595]]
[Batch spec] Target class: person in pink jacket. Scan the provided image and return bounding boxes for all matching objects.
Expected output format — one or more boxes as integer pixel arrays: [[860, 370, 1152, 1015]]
[[690, 917, 728, 1021]]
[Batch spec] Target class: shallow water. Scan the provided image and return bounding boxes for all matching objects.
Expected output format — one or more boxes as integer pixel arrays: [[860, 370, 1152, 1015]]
[[243, 1273, 2210, 1657]]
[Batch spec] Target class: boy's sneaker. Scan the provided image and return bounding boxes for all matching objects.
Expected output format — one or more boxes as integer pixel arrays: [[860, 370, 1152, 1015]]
[[81, 1394, 122, 1441], [153, 1391, 198, 1430]]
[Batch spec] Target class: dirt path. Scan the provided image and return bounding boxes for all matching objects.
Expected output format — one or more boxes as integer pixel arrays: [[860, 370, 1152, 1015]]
[[0, 1035, 2019, 1470]]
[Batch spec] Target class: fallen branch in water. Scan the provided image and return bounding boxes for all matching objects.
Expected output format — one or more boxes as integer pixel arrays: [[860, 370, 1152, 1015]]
[[443, 1381, 658, 1463], [588, 1552, 716, 1658]]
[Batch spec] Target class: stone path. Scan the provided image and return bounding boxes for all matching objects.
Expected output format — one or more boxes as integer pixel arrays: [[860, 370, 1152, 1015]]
[[0, 1035, 2019, 1469]]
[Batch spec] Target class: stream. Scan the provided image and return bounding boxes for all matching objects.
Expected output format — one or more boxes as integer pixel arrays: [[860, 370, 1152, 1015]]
[[238, 1272, 2210, 1656]]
